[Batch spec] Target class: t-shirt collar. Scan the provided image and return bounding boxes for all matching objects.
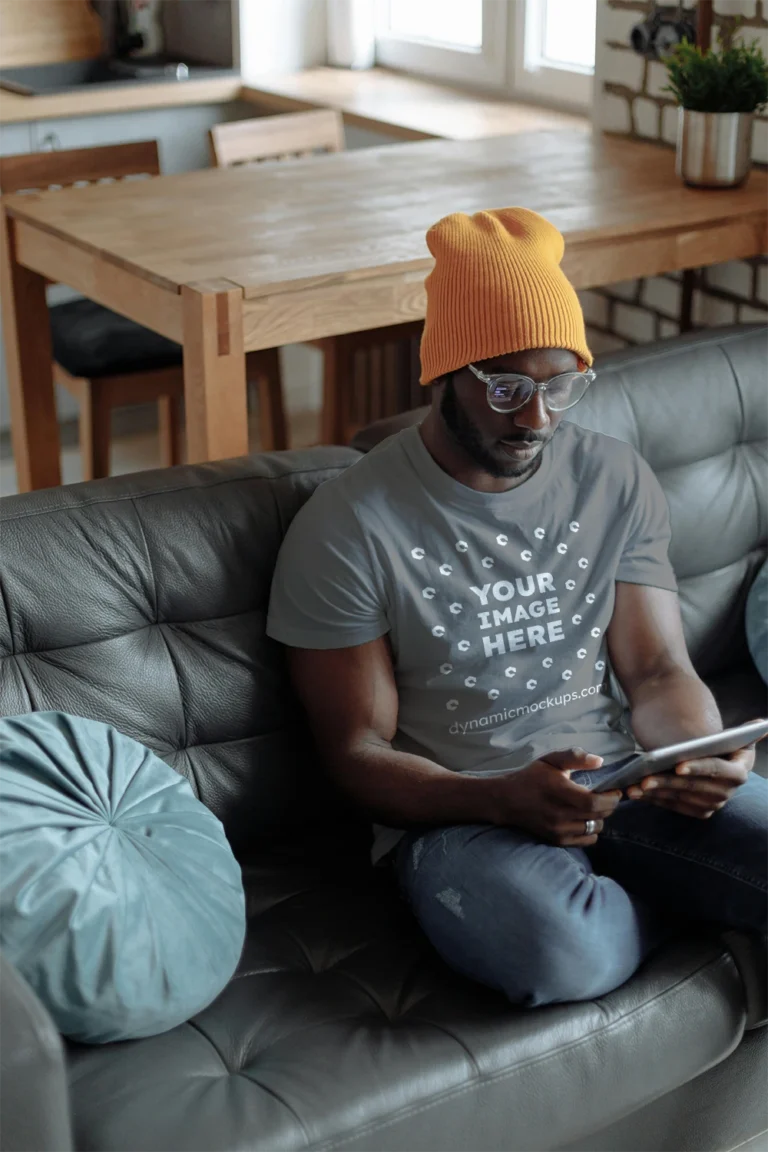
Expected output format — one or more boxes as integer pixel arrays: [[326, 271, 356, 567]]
[[399, 423, 558, 511]]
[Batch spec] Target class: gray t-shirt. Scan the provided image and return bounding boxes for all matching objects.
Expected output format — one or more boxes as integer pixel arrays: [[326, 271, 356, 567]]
[[267, 423, 677, 862]]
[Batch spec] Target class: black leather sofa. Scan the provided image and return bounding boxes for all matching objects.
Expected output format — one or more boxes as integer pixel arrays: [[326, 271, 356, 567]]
[[1, 326, 766, 1152]]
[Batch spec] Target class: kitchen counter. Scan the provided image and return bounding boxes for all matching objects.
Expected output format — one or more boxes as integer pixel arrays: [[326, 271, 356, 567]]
[[238, 68, 588, 142], [0, 73, 243, 123], [0, 67, 588, 142]]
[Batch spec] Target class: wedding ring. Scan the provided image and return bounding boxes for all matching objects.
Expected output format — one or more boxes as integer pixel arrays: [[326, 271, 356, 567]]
[[585, 818, 598, 835]]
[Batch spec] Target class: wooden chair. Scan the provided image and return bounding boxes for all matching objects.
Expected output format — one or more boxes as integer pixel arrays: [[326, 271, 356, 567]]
[[0, 142, 288, 479], [209, 111, 424, 445], [0, 142, 183, 479], [209, 108, 346, 167]]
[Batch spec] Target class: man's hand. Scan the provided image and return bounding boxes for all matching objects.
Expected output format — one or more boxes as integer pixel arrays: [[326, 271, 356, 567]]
[[487, 748, 622, 847], [626, 744, 757, 818]]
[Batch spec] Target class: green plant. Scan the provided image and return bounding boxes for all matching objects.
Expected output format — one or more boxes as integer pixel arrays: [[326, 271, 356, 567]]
[[663, 21, 768, 113]]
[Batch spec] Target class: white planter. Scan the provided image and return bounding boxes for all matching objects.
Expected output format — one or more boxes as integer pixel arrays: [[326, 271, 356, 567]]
[[327, 0, 376, 70]]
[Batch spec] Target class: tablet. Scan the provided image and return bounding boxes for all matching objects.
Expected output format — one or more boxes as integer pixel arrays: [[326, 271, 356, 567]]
[[590, 718, 768, 793]]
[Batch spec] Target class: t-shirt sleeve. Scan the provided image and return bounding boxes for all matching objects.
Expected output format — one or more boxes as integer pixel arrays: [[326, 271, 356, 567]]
[[267, 483, 389, 649], [616, 451, 678, 592]]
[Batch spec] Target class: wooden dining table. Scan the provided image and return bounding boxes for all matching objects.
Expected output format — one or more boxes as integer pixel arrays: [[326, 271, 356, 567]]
[[2, 129, 766, 491]]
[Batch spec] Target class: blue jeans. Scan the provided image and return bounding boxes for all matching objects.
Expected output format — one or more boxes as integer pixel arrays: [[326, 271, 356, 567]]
[[394, 762, 768, 1007]]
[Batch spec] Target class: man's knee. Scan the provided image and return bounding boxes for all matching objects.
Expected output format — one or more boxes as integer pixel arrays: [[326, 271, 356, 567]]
[[398, 827, 650, 1006], [418, 882, 646, 1007], [497, 918, 643, 1006]]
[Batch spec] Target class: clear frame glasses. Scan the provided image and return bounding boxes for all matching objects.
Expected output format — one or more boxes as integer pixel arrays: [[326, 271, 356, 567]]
[[468, 363, 596, 413]]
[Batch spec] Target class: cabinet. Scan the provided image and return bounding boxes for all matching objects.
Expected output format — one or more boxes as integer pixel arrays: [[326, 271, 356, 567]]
[[0, 122, 35, 156], [31, 100, 255, 173], [345, 124, 402, 150]]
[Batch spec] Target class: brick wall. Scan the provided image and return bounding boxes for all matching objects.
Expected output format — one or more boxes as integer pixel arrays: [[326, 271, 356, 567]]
[[583, 0, 768, 354]]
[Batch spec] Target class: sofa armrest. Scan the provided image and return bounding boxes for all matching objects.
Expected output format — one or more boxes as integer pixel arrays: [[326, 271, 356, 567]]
[[721, 930, 768, 1030], [0, 952, 73, 1152]]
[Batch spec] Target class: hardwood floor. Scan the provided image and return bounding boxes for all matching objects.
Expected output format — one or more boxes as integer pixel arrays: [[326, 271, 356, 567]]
[[0, 344, 323, 497], [0, 406, 321, 497]]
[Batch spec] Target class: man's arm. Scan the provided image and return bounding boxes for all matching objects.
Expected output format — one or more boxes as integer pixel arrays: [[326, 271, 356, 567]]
[[606, 581, 723, 748], [606, 581, 755, 815], [286, 640, 620, 843], [286, 638, 498, 827]]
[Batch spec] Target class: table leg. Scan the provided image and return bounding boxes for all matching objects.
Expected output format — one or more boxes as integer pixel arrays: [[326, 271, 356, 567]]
[[680, 269, 696, 333], [0, 210, 60, 491], [181, 281, 249, 463], [320, 335, 355, 445]]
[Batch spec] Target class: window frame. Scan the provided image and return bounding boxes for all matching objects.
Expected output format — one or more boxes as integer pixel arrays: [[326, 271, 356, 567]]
[[373, 0, 595, 112], [511, 0, 594, 110], [374, 0, 508, 91]]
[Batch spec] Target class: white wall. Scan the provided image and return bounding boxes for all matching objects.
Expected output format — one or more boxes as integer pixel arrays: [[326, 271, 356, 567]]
[[238, 0, 327, 79]]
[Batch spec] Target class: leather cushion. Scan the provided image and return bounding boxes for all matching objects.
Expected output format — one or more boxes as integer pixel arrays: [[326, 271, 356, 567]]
[[0, 711, 246, 1043], [704, 665, 768, 771], [745, 560, 768, 684], [64, 859, 747, 1152], [0, 952, 74, 1152], [0, 449, 370, 863], [559, 1027, 768, 1152], [570, 328, 767, 680], [351, 406, 428, 453], [50, 299, 182, 379]]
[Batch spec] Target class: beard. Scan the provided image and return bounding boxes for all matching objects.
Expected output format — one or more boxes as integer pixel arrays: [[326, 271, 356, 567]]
[[440, 376, 549, 480]]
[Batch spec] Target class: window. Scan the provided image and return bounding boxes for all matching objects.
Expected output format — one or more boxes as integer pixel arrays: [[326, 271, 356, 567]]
[[375, 0, 508, 88], [514, 0, 596, 107], [375, 0, 596, 110], [386, 0, 482, 49]]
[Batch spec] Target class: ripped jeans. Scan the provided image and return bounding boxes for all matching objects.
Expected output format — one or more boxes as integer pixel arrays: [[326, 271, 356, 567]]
[[393, 763, 768, 1007]]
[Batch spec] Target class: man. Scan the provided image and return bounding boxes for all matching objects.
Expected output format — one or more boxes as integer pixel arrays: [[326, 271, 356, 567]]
[[267, 207, 767, 1006]]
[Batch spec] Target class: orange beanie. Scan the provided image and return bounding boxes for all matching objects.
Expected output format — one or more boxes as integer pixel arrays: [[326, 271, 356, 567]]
[[419, 206, 592, 385]]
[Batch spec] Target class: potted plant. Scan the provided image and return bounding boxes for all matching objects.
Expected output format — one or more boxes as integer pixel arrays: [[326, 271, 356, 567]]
[[663, 19, 768, 187]]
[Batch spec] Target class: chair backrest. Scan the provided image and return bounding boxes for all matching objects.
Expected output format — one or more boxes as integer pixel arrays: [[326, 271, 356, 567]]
[[0, 141, 160, 196], [209, 110, 346, 168]]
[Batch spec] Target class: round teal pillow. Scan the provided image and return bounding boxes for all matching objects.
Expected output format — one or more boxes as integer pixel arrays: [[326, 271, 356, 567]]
[[0, 712, 246, 1044], [746, 560, 768, 686]]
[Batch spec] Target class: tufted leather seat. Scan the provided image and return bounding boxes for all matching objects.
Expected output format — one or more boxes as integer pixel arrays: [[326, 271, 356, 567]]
[[0, 327, 766, 1152], [60, 869, 754, 1152]]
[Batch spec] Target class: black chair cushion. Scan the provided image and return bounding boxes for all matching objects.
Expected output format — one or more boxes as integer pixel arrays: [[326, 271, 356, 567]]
[[50, 299, 182, 379], [63, 857, 747, 1152]]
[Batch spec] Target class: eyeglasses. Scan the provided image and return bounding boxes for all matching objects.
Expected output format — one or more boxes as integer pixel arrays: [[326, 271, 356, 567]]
[[468, 363, 596, 414]]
